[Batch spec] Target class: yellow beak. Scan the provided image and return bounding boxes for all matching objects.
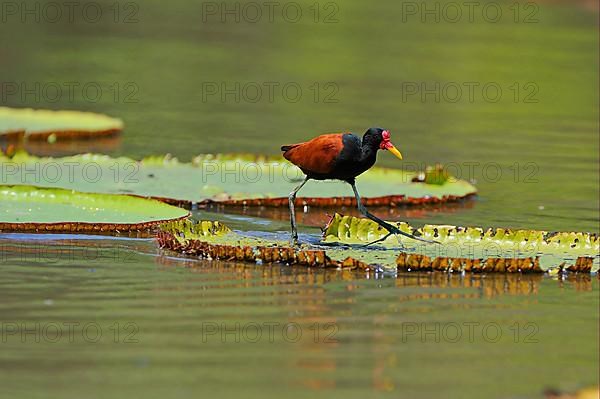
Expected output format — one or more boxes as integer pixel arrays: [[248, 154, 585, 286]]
[[387, 143, 403, 160]]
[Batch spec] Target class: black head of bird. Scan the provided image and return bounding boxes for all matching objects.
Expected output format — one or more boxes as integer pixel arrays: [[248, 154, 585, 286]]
[[361, 127, 403, 160]]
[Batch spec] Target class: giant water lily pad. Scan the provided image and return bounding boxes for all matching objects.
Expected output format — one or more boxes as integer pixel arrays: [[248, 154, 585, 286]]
[[0, 185, 189, 234], [158, 219, 374, 270], [0, 107, 123, 140], [322, 214, 599, 272], [157, 218, 598, 273], [0, 152, 477, 208]]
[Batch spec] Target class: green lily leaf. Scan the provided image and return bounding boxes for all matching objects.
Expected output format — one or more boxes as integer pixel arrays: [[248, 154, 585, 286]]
[[0, 185, 189, 234], [160, 219, 231, 245], [158, 219, 374, 270], [411, 164, 450, 185], [0, 107, 123, 141], [157, 218, 598, 274], [322, 213, 599, 272], [0, 152, 477, 208]]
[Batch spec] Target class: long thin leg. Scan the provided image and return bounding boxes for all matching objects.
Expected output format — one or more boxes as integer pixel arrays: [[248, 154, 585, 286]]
[[289, 176, 310, 245], [349, 182, 439, 246]]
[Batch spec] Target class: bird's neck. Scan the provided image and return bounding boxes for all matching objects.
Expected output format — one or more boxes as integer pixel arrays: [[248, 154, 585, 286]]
[[359, 141, 378, 165]]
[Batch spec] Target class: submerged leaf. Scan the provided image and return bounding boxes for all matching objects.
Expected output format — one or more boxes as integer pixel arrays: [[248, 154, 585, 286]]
[[0, 185, 189, 234], [0, 152, 477, 208], [0, 107, 123, 140]]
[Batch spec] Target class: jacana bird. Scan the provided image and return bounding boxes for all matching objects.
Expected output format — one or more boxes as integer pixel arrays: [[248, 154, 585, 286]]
[[281, 128, 439, 246]]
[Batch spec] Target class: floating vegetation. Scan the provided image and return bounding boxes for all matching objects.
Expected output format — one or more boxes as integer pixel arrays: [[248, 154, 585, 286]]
[[0, 185, 189, 234], [0, 151, 477, 208], [411, 163, 450, 185], [0, 107, 123, 141], [157, 219, 372, 270], [157, 218, 598, 274], [323, 214, 599, 256]]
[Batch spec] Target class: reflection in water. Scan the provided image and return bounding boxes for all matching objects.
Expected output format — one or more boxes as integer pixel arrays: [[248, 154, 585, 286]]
[[156, 254, 594, 296], [0, 239, 153, 262], [2, 135, 122, 157], [156, 254, 597, 394], [3, 234, 595, 297], [1, 237, 598, 398]]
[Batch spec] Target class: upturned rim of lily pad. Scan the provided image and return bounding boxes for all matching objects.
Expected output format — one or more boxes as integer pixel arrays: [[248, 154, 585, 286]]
[[157, 219, 598, 274], [322, 213, 599, 273]]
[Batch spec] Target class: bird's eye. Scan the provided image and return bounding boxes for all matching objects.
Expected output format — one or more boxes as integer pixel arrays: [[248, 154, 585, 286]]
[[382, 130, 391, 140]]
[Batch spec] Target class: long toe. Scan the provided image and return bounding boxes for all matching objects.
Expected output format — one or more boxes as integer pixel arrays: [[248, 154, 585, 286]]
[[363, 232, 394, 247], [392, 233, 406, 251], [389, 225, 441, 245]]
